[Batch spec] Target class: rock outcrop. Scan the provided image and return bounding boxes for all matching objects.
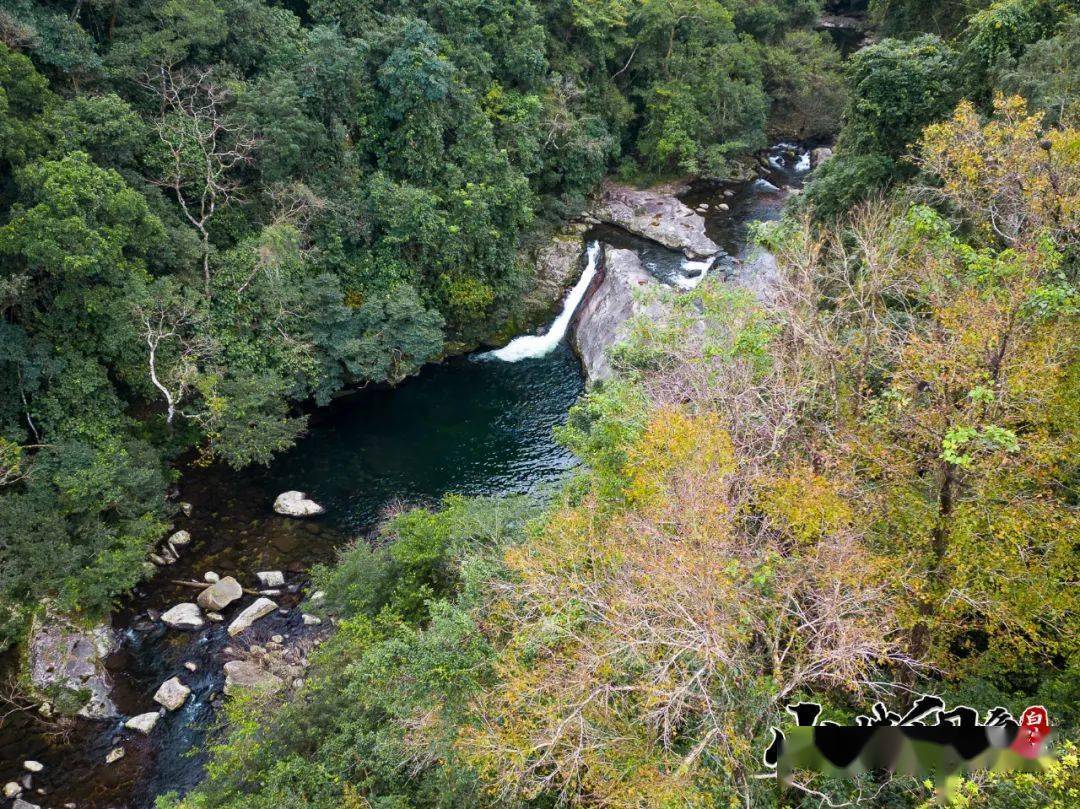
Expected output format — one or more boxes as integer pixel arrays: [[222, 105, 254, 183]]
[[25, 609, 118, 719], [590, 181, 719, 259], [196, 577, 243, 611], [571, 246, 668, 385], [223, 660, 284, 696], [273, 491, 325, 517], [810, 146, 834, 169], [228, 597, 277, 636]]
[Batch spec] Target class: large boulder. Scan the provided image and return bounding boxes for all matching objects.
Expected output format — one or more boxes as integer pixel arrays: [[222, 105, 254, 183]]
[[227, 597, 277, 636], [810, 146, 834, 169], [273, 491, 325, 517], [571, 246, 669, 385], [590, 181, 720, 259], [161, 603, 204, 630], [25, 609, 118, 719], [517, 229, 587, 328], [196, 577, 243, 611], [153, 677, 190, 711], [223, 660, 284, 696]]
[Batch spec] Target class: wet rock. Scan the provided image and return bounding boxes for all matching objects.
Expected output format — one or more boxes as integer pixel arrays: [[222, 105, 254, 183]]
[[25, 610, 118, 719], [149, 553, 170, 566], [124, 712, 160, 734], [590, 181, 719, 259], [22, 762, 43, 773], [197, 576, 243, 611], [223, 660, 284, 696], [153, 677, 190, 711], [105, 747, 125, 764], [302, 613, 322, 626], [810, 146, 834, 168], [13, 798, 40, 809], [205, 611, 224, 622], [273, 491, 325, 517], [168, 530, 191, 549], [228, 597, 277, 636], [571, 245, 669, 385], [179, 501, 193, 516], [184, 661, 198, 672], [203, 571, 220, 583], [256, 571, 285, 588], [4, 782, 21, 798], [161, 603, 204, 630], [519, 231, 586, 330], [718, 203, 730, 211]]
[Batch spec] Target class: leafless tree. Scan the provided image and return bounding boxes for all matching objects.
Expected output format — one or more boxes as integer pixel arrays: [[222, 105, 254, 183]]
[[135, 294, 213, 427], [141, 64, 258, 297]]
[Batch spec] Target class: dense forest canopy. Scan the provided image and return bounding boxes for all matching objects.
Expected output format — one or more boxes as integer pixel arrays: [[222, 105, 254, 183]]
[[2, 0, 1079, 807], [0, 0, 844, 643]]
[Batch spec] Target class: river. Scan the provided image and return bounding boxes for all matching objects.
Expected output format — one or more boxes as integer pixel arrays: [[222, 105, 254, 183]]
[[0, 143, 812, 808]]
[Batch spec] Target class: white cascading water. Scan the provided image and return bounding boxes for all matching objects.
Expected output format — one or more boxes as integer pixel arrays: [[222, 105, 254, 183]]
[[795, 150, 811, 172], [487, 241, 602, 362]]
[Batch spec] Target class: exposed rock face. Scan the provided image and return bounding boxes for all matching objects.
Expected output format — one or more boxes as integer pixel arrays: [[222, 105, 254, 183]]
[[153, 677, 190, 711], [25, 610, 118, 719], [521, 230, 586, 323], [223, 660, 284, 696], [124, 711, 160, 734], [273, 491, 325, 517], [590, 181, 720, 259], [810, 146, 834, 169], [197, 577, 243, 611], [571, 246, 668, 385], [732, 245, 782, 304], [227, 597, 277, 636], [161, 603, 204, 630]]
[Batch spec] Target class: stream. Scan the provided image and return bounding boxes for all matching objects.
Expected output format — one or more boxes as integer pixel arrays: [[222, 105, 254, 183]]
[[0, 143, 812, 808]]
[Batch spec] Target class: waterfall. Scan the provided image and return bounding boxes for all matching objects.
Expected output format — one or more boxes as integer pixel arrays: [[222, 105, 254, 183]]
[[487, 242, 601, 362], [795, 150, 811, 172]]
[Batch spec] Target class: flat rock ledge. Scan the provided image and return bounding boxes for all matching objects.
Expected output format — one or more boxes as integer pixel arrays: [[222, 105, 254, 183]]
[[273, 490, 325, 517], [590, 180, 720, 259], [25, 609, 118, 719]]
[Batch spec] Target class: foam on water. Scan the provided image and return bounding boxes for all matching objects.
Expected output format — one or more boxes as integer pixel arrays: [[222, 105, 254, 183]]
[[487, 242, 601, 361]]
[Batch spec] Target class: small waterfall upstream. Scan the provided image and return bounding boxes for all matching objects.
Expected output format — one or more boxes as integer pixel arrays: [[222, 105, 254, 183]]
[[487, 241, 601, 362]]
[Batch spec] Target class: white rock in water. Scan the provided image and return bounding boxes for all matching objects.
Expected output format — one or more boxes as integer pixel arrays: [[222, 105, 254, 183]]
[[161, 603, 204, 630], [223, 660, 284, 696], [4, 782, 21, 797], [197, 576, 243, 611], [203, 571, 220, 583], [273, 491, 325, 517], [256, 570, 285, 587], [205, 611, 224, 622], [105, 747, 125, 764], [153, 677, 190, 711], [168, 530, 191, 547], [184, 661, 198, 672], [179, 501, 193, 516], [22, 762, 43, 773], [124, 712, 160, 734], [227, 598, 277, 636]]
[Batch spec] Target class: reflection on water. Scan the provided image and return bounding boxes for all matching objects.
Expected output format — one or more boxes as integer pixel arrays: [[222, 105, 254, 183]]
[[0, 344, 584, 808]]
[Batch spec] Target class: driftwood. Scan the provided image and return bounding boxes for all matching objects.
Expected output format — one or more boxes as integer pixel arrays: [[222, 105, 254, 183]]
[[170, 579, 260, 596]]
